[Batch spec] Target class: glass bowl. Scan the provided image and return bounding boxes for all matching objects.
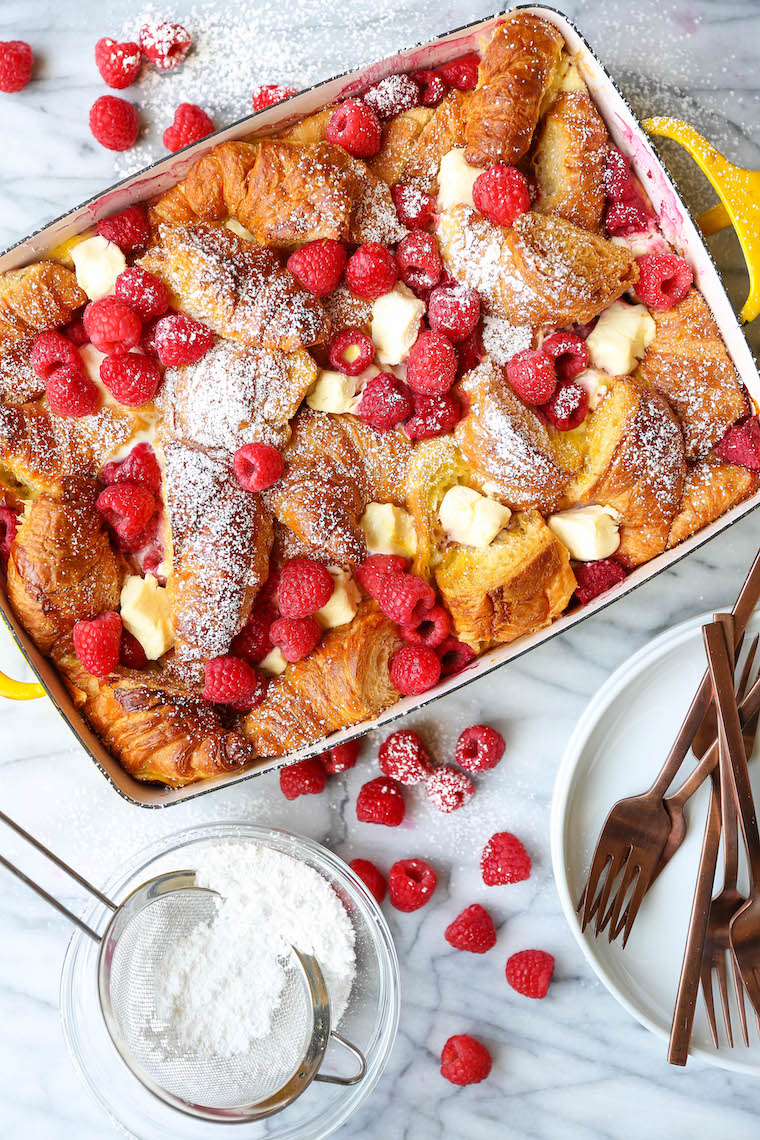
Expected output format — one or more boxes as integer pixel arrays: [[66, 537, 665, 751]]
[[60, 822, 400, 1140]]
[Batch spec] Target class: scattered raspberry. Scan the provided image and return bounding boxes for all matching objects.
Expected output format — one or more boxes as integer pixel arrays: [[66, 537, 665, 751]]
[[30, 330, 81, 380], [231, 602, 277, 665], [164, 102, 214, 152], [138, 314, 163, 357], [0, 41, 33, 94], [473, 164, 530, 227], [396, 232, 442, 294], [604, 149, 635, 201], [405, 391, 461, 440], [603, 149, 652, 235], [279, 757, 327, 800], [349, 858, 386, 904], [438, 635, 476, 677], [456, 324, 484, 378], [326, 98, 382, 158], [378, 729, 432, 785], [97, 205, 151, 254], [119, 628, 148, 670], [391, 183, 435, 230], [287, 239, 347, 296], [506, 949, 555, 999], [94, 37, 142, 90], [506, 348, 556, 405], [345, 243, 398, 300], [97, 482, 156, 544], [102, 441, 162, 493], [573, 558, 627, 606], [115, 267, 169, 322], [437, 53, 480, 91], [635, 252, 693, 310], [278, 557, 334, 619], [72, 611, 122, 677], [362, 73, 420, 119], [376, 571, 435, 627], [605, 200, 653, 237], [715, 417, 760, 470], [0, 507, 18, 567], [46, 365, 99, 418], [62, 317, 88, 347], [100, 353, 160, 406], [251, 83, 298, 112], [445, 904, 497, 953], [543, 379, 589, 431], [233, 442, 284, 492], [202, 654, 266, 708], [328, 328, 374, 376], [407, 330, 457, 396], [320, 738, 361, 773], [84, 296, 142, 355], [390, 644, 441, 695], [356, 776, 406, 826], [426, 766, 474, 813], [428, 284, 480, 343], [411, 69, 447, 107], [154, 312, 214, 366], [401, 604, 450, 649], [481, 832, 531, 886], [541, 331, 589, 383], [139, 21, 191, 71], [358, 371, 414, 432], [270, 615, 322, 662], [354, 553, 409, 597], [89, 94, 139, 152], [440, 1035, 492, 1086], [456, 724, 505, 772], [388, 857, 437, 912]]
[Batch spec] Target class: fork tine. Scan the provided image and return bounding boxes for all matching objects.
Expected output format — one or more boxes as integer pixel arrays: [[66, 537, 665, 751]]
[[580, 844, 619, 932], [739, 965, 760, 1020], [592, 849, 630, 936], [715, 953, 734, 1048], [605, 859, 640, 943], [620, 866, 655, 948], [700, 961, 719, 1049], [737, 635, 759, 701], [731, 952, 750, 1046]]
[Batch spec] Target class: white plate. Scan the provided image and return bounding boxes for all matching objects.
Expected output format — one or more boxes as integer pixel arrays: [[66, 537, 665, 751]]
[[551, 611, 760, 1074]]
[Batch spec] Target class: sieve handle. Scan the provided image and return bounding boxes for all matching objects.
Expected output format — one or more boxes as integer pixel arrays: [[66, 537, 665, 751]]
[[314, 1030, 367, 1086]]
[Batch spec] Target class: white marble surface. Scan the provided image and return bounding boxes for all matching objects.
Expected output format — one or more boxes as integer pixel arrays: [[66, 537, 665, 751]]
[[0, 1, 759, 1137]]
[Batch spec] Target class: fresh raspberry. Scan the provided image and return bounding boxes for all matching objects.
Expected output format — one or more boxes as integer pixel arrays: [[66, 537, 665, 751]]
[[715, 417, 760, 470], [0, 41, 33, 93], [428, 284, 480, 343], [506, 949, 555, 999], [635, 252, 693, 310], [396, 232, 442, 294], [84, 297, 142, 355], [456, 724, 505, 772], [278, 557, 334, 619], [356, 775, 406, 826], [72, 611, 122, 677], [139, 313, 165, 357], [89, 94, 139, 152], [472, 164, 530, 227], [405, 391, 461, 440], [345, 243, 398, 300], [481, 832, 531, 886], [258, 563, 281, 606], [506, 348, 556, 405], [233, 442, 284, 492], [46, 365, 99, 418], [287, 239, 347, 296], [391, 183, 435, 230], [604, 149, 636, 201], [605, 200, 652, 237], [388, 858, 437, 911], [30, 330, 81, 380], [378, 729, 432, 785], [349, 858, 386, 904], [438, 635, 477, 677], [97, 205, 151, 254], [406, 330, 457, 396], [543, 380, 589, 431], [401, 604, 450, 649], [573, 559, 627, 606], [456, 324, 484, 378], [319, 738, 361, 773], [154, 312, 214, 366], [375, 572, 435, 627], [164, 103, 214, 152], [62, 317, 88, 347], [114, 267, 169, 322], [279, 757, 327, 800], [541, 331, 589, 383], [358, 371, 414, 432], [410, 69, 447, 107], [390, 644, 441, 695], [328, 328, 374, 376], [96, 482, 156, 544], [426, 766, 474, 813], [94, 37, 142, 90], [354, 554, 409, 597], [139, 21, 191, 71], [440, 1035, 492, 1086], [251, 83, 298, 112], [102, 442, 162, 493], [362, 73, 420, 120], [326, 98, 382, 158], [202, 654, 265, 708], [119, 628, 148, 670], [445, 904, 497, 954], [437, 53, 480, 91], [231, 602, 277, 665], [0, 507, 18, 567], [100, 353, 161, 406], [270, 615, 322, 662]]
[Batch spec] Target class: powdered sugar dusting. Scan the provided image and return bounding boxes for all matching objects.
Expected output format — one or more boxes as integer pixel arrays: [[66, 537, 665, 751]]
[[481, 315, 532, 367]]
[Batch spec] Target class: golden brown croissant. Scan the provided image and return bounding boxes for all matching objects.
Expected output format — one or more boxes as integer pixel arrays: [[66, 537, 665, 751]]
[[400, 90, 469, 193], [434, 509, 575, 650], [0, 340, 45, 404], [242, 601, 402, 755], [637, 289, 749, 458], [406, 436, 471, 576], [668, 456, 760, 548], [532, 92, 609, 232], [140, 223, 330, 352], [0, 262, 86, 354], [464, 13, 565, 167], [369, 107, 434, 185]]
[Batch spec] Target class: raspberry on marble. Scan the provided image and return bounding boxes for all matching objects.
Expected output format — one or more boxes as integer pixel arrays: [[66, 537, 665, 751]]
[[89, 94, 139, 151]]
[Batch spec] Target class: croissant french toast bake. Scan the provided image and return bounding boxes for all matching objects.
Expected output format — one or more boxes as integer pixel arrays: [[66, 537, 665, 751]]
[[1, 11, 757, 788]]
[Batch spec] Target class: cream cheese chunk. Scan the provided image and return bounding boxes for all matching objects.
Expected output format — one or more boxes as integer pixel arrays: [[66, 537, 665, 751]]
[[548, 505, 621, 561], [439, 485, 511, 548], [575, 368, 610, 412], [225, 218, 258, 242], [259, 647, 288, 676], [120, 573, 174, 660], [586, 301, 656, 376], [611, 228, 671, 259], [361, 502, 418, 557], [437, 148, 483, 211], [371, 283, 425, 365], [71, 235, 126, 300], [316, 568, 361, 629], [306, 370, 357, 414]]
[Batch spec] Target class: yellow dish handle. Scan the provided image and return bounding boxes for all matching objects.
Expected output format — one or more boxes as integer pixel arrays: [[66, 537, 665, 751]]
[[643, 117, 760, 325], [0, 668, 45, 700]]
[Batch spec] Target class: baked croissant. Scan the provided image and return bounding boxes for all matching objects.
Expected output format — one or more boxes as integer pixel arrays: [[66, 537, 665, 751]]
[[637, 288, 749, 458], [0, 262, 86, 354], [0, 341, 45, 404], [242, 601, 403, 755], [400, 90, 469, 194], [406, 436, 471, 576], [668, 456, 760, 548], [140, 223, 330, 352], [532, 91, 609, 232], [369, 107, 434, 186], [464, 13, 565, 167]]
